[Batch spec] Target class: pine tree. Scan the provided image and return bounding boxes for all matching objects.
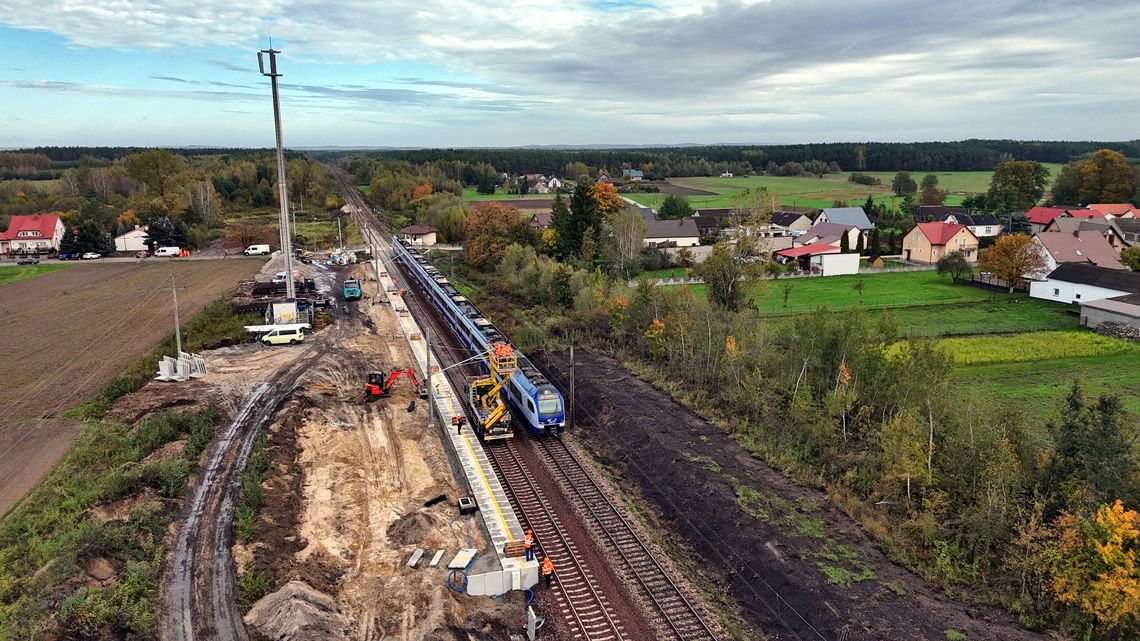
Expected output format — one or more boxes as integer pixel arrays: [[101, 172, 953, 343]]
[[840, 230, 850, 253], [551, 194, 575, 258], [59, 226, 80, 255], [855, 232, 865, 255], [869, 228, 881, 256]]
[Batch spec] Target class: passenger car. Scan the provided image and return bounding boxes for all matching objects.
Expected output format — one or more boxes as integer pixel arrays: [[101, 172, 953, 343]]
[[81, 252, 102, 260], [16, 256, 39, 265], [261, 326, 304, 345]]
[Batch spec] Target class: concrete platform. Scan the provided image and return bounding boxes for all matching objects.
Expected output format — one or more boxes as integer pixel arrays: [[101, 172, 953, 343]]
[[372, 245, 539, 595]]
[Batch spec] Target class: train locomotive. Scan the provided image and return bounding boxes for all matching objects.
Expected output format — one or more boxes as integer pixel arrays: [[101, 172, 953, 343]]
[[391, 237, 566, 436]]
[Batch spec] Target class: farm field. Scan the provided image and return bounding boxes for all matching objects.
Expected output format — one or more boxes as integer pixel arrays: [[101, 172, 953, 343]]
[[0, 259, 262, 513], [952, 352, 1140, 419], [874, 299, 1076, 337], [0, 263, 72, 286]]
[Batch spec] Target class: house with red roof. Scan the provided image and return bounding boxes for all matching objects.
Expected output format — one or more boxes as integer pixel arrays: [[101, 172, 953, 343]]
[[1086, 203, 1137, 219], [0, 213, 66, 256], [1031, 230, 1125, 278], [1024, 206, 1072, 233], [901, 222, 979, 265]]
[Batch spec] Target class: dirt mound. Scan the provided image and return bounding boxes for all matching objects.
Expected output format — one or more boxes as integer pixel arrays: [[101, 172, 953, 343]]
[[144, 439, 186, 462], [82, 557, 119, 582], [244, 580, 351, 641], [385, 509, 439, 546], [88, 489, 161, 523], [107, 381, 210, 426]]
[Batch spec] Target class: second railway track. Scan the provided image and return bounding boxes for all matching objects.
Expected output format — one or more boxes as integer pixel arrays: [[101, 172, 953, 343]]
[[338, 172, 721, 641]]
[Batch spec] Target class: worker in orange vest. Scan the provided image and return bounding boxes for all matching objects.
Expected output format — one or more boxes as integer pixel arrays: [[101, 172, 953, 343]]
[[541, 556, 554, 588], [523, 529, 534, 561]]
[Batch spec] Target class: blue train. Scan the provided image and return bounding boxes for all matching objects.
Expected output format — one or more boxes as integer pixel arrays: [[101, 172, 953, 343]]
[[392, 237, 566, 436]]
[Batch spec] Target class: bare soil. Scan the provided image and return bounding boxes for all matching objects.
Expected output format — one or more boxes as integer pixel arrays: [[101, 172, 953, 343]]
[[657, 182, 718, 196], [0, 260, 262, 513], [536, 349, 1044, 641], [240, 264, 518, 640]]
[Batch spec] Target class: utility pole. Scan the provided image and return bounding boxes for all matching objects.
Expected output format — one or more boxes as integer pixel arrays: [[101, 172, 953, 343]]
[[258, 46, 296, 300], [425, 322, 433, 429], [171, 273, 182, 355], [337, 215, 344, 248]]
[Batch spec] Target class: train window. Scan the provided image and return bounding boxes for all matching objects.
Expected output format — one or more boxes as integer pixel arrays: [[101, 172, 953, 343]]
[[527, 399, 535, 412], [538, 397, 561, 415]]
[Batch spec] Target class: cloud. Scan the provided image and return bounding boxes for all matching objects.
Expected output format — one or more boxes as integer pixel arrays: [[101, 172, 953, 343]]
[[0, 79, 259, 103], [1, 0, 1138, 142]]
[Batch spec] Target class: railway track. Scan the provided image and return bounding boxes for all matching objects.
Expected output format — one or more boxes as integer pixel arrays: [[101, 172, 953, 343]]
[[336, 171, 721, 641]]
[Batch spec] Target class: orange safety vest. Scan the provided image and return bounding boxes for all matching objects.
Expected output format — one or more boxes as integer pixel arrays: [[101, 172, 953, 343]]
[[541, 558, 553, 576], [524, 532, 533, 549]]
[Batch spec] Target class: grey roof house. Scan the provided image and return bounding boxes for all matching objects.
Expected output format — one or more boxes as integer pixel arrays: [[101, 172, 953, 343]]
[[815, 207, 873, 231]]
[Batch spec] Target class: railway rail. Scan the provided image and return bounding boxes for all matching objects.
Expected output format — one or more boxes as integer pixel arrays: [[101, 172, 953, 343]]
[[336, 172, 722, 641]]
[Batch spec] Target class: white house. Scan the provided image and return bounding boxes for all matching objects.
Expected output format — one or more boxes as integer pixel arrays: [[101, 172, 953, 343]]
[[547, 177, 562, 190], [622, 169, 644, 181], [401, 224, 438, 246], [1029, 263, 1140, 305], [115, 225, 149, 252], [815, 207, 873, 231], [644, 219, 699, 247], [943, 213, 1001, 238]]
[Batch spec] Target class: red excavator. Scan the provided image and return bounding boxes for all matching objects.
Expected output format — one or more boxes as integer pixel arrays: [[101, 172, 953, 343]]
[[364, 369, 427, 402]]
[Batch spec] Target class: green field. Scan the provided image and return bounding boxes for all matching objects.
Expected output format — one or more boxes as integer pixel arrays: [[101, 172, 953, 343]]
[[940, 330, 1140, 366], [0, 263, 72, 286], [952, 352, 1140, 419], [875, 299, 1076, 337], [461, 187, 556, 202]]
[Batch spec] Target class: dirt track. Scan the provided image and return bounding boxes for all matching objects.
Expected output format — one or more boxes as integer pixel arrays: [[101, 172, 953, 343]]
[[537, 349, 1044, 641], [0, 259, 262, 514]]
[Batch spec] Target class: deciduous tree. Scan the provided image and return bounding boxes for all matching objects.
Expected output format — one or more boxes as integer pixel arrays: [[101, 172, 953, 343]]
[[891, 171, 917, 197], [1122, 246, 1140, 271], [698, 243, 743, 311], [604, 206, 646, 278], [936, 251, 973, 283], [986, 160, 1050, 212], [1051, 149, 1136, 205], [978, 233, 1047, 294], [464, 202, 528, 270], [590, 182, 624, 218], [658, 195, 694, 220]]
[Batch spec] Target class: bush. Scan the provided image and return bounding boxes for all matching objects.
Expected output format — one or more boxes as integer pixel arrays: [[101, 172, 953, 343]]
[[848, 172, 882, 186]]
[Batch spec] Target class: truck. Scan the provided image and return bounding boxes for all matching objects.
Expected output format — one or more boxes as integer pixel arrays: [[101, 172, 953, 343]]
[[342, 278, 362, 301], [154, 246, 180, 257], [245, 244, 271, 256]]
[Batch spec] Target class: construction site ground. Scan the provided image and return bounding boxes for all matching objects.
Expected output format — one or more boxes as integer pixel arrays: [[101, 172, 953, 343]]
[[0, 259, 262, 514], [234, 262, 523, 640], [536, 349, 1044, 641]]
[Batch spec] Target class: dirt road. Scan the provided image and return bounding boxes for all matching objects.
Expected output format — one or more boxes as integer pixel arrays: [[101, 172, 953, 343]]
[[537, 349, 1044, 641], [0, 259, 262, 514]]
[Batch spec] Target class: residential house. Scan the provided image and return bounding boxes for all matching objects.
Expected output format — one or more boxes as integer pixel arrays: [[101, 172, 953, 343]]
[[902, 222, 979, 264], [0, 213, 66, 256], [622, 169, 644, 181], [719, 171, 734, 178], [528, 211, 553, 229], [774, 243, 839, 267], [643, 218, 699, 247], [1110, 218, 1140, 246], [1031, 231, 1125, 277], [794, 222, 861, 249], [943, 212, 1001, 238], [1042, 217, 1128, 253], [526, 177, 550, 195], [595, 174, 613, 184], [914, 205, 967, 223], [815, 206, 874, 232], [1081, 293, 1140, 330], [770, 211, 813, 236], [401, 224, 438, 246], [547, 177, 562, 191], [115, 225, 149, 252], [1029, 263, 1140, 306], [1024, 206, 1072, 233], [1086, 203, 1136, 219]]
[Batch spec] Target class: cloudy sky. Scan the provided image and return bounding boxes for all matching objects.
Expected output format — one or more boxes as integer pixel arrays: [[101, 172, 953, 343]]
[[0, 0, 1137, 148]]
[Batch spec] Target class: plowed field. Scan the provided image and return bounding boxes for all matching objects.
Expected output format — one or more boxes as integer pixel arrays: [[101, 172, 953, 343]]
[[0, 259, 262, 513]]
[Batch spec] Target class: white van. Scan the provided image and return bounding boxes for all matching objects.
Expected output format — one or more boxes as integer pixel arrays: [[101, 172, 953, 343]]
[[154, 246, 180, 257], [244, 244, 271, 256], [262, 326, 304, 345]]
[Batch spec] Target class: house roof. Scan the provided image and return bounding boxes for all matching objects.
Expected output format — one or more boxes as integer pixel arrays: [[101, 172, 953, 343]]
[[1043, 217, 1110, 234], [1047, 263, 1140, 293], [1082, 296, 1140, 319], [0, 214, 60, 241], [692, 217, 721, 232], [914, 222, 973, 246], [916, 205, 967, 221], [622, 169, 643, 178], [797, 222, 854, 246], [528, 211, 553, 228], [401, 224, 438, 235], [1035, 232, 1126, 270], [1111, 218, 1140, 239], [693, 208, 738, 219], [1087, 203, 1136, 216], [115, 225, 148, 239], [772, 211, 810, 227], [644, 218, 699, 239], [946, 213, 999, 227], [775, 244, 840, 258], [1064, 209, 1106, 219], [1024, 206, 1070, 225], [818, 207, 872, 229]]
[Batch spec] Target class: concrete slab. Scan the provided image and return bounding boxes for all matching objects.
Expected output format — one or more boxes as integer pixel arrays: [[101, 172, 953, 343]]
[[429, 549, 445, 567], [407, 548, 424, 568]]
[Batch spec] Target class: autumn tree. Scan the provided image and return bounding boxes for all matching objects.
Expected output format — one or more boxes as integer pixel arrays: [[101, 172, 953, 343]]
[[919, 173, 945, 205], [978, 233, 1047, 294], [879, 410, 927, 503], [1051, 149, 1136, 205], [590, 181, 624, 218], [226, 222, 273, 250], [603, 206, 646, 278], [891, 171, 917, 197], [986, 160, 1050, 212], [936, 251, 973, 283], [463, 202, 529, 270]]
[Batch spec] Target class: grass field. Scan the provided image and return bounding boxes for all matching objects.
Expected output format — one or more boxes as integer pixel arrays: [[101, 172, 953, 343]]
[[874, 299, 1076, 337], [952, 352, 1140, 419], [0, 263, 72, 285]]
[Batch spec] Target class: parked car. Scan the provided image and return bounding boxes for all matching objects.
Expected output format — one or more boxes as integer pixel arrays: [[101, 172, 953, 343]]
[[57, 253, 72, 261], [16, 256, 40, 265], [244, 244, 271, 256], [271, 271, 289, 284], [81, 252, 102, 260], [154, 246, 181, 257], [135, 250, 150, 258]]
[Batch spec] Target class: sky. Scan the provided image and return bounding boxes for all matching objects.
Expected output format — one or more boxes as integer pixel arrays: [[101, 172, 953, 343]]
[[0, 0, 1138, 148]]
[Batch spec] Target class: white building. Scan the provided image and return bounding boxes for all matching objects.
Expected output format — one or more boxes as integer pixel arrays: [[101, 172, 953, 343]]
[[644, 219, 700, 247], [115, 225, 149, 252], [1029, 263, 1140, 305]]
